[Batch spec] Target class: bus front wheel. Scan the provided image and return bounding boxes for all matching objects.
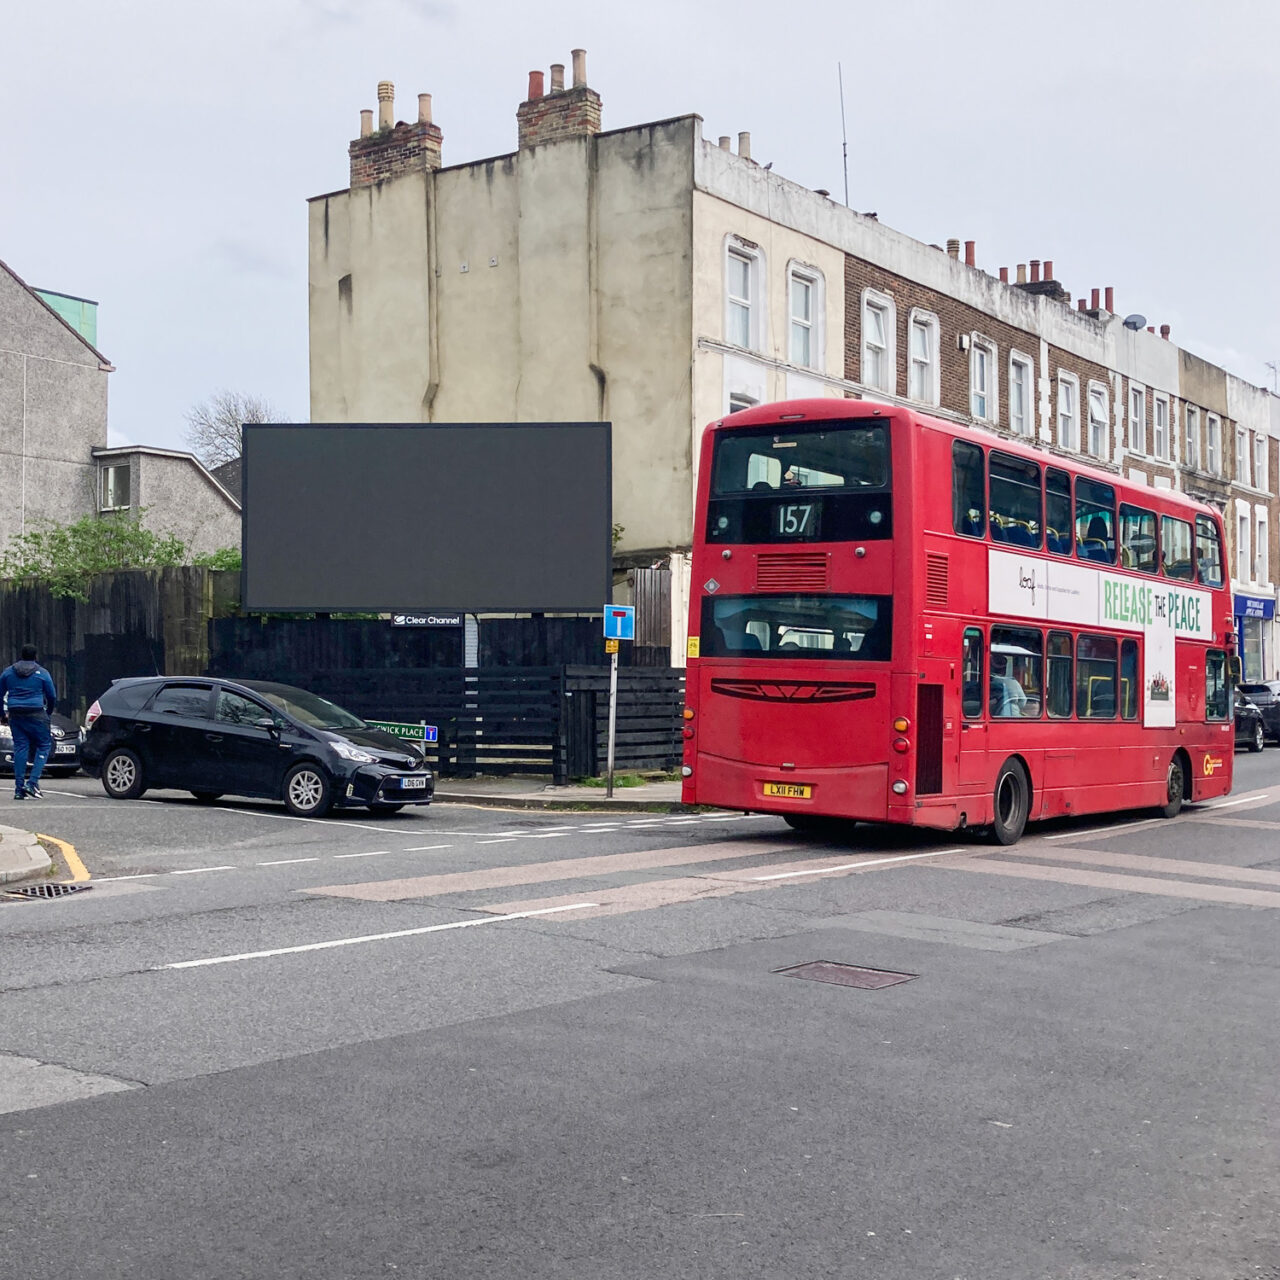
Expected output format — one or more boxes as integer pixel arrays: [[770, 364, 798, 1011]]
[[1158, 755, 1186, 819], [990, 760, 1029, 845]]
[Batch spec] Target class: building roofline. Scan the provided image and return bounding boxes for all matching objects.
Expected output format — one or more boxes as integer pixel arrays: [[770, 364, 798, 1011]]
[[0, 258, 113, 367], [30, 286, 98, 306], [91, 444, 242, 511]]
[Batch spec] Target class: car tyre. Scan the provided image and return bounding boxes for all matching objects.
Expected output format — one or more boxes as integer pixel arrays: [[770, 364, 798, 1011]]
[[102, 748, 146, 800], [283, 763, 333, 818], [989, 759, 1029, 845], [191, 791, 224, 803], [1249, 722, 1265, 753], [1158, 755, 1185, 820]]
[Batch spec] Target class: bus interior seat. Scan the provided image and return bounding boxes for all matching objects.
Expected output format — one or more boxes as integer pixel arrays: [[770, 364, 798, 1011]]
[[1047, 528, 1071, 554]]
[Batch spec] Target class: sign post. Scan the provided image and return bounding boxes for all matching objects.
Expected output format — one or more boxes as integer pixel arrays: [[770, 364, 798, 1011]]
[[602, 606, 636, 798]]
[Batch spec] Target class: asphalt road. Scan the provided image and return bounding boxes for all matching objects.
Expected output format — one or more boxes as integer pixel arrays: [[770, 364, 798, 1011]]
[[2, 754, 1278, 1279]]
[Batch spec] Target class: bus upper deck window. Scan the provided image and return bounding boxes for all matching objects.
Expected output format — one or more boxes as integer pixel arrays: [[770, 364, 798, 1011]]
[[953, 441, 985, 538], [1075, 479, 1116, 565]]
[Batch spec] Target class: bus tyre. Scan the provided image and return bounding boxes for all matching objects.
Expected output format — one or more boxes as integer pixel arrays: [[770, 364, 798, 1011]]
[[990, 760, 1029, 845], [1158, 756, 1185, 819]]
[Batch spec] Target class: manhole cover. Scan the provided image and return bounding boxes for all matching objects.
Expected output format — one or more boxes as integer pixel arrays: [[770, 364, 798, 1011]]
[[5, 882, 93, 900], [776, 960, 916, 989]]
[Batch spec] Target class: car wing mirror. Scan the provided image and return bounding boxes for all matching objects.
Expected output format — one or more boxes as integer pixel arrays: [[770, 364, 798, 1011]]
[[254, 717, 281, 735]]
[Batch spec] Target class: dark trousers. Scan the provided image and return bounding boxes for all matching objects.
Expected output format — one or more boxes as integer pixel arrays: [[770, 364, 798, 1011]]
[[11, 713, 51, 792]]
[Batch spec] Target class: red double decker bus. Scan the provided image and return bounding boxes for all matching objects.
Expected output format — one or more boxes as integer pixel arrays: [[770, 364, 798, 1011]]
[[681, 398, 1235, 843]]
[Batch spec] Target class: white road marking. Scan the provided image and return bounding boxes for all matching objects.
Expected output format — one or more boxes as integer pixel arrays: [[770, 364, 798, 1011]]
[[402, 844, 453, 852], [157, 903, 599, 969], [91, 873, 160, 882], [1201, 794, 1265, 810], [334, 850, 391, 859], [1043, 819, 1163, 841], [257, 857, 321, 866], [170, 803, 413, 834], [169, 865, 236, 876], [525, 832, 568, 839], [753, 847, 965, 882], [476, 837, 518, 845]]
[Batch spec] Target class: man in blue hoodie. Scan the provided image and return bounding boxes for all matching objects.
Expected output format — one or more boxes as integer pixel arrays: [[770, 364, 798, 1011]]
[[0, 644, 57, 800]]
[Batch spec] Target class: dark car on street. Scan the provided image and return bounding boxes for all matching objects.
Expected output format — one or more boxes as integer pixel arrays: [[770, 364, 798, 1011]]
[[0, 711, 83, 777], [1234, 689, 1266, 753], [81, 677, 433, 817], [1238, 680, 1280, 744]]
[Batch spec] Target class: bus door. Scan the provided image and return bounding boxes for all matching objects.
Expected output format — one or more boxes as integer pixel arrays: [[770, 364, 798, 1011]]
[[957, 626, 989, 795]]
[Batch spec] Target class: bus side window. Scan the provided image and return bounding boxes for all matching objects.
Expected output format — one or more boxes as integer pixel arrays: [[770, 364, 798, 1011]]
[[952, 441, 985, 538], [1045, 468, 1073, 555], [1118, 504, 1157, 573], [989, 452, 1042, 549], [1205, 650, 1229, 720], [1077, 634, 1118, 717], [962, 627, 984, 718], [1047, 631, 1073, 717], [1195, 515, 1225, 588], [1120, 638, 1139, 719], [989, 626, 1043, 718], [1161, 515, 1195, 581], [1075, 479, 1116, 565]]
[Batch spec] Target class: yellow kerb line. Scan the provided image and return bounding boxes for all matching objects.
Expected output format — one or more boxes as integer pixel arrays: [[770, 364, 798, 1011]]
[[37, 833, 89, 882]]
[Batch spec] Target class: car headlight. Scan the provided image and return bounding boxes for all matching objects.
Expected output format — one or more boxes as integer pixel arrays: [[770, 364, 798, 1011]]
[[330, 740, 376, 763]]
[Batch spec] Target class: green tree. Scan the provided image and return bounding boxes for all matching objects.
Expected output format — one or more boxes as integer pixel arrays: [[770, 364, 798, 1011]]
[[0, 512, 188, 601], [192, 546, 242, 572]]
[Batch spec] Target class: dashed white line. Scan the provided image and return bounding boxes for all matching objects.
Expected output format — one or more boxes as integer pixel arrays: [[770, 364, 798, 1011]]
[[1043, 819, 1163, 841], [402, 844, 453, 852], [91, 873, 160, 882], [169, 865, 236, 876], [157, 903, 599, 970], [257, 857, 321, 867], [753, 847, 965, 882], [476, 837, 518, 845], [334, 850, 391, 859]]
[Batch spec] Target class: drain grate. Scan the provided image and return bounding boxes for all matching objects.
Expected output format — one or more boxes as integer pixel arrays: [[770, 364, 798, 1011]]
[[776, 960, 916, 989], [5, 882, 93, 900]]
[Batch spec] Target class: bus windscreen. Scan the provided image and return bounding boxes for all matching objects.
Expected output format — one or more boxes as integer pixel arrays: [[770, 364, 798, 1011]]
[[701, 594, 892, 660]]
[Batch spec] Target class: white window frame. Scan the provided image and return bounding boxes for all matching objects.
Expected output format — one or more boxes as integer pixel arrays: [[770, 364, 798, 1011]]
[[1152, 393, 1170, 461], [860, 287, 896, 394], [1128, 383, 1147, 456], [1008, 351, 1035, 437], [1086, 381, 1110, 460], [907, 309, 940, 406], [727, 392, 758, 415], [1254, 433, 1268, 494], [1256, 506, 1270, 585], [1184, 405, 1200, 471], [1207, 414, 1222, 475], [786, 262, 824, 370], [100, 463, 131, 511], [1236, 424, 1251, 487], [1057, 372, 1080, 451], [1237, 509, 1250, 583], [969, 334, 997, 423], [724, 238, 764, 352]]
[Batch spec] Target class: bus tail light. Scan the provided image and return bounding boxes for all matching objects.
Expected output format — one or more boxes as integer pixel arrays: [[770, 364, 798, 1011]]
[[892, 737, 910, 754], [683, 727, 695, 739], [892, 717, 910, 733]]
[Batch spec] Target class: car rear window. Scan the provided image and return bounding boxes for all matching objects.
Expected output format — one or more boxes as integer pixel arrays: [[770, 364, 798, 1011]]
[[1240, 684, 1275, 700], [103, 681, 162, 713], [147, 684, 214, 718]]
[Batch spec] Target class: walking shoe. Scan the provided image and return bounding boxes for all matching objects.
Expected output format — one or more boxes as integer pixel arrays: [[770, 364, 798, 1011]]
[[13, 791, 25, 800], [25, 784, 43, 799]]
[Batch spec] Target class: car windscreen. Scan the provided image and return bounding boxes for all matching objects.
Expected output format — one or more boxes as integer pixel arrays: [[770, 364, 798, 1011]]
[[707, 421, 891, 545], [256, 686, 367, 731], [700, 594, 891, 660]]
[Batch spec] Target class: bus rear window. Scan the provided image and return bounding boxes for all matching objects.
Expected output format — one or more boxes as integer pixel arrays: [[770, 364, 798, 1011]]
[[711, 423, 889, 494], [701, 595, 892, 660]]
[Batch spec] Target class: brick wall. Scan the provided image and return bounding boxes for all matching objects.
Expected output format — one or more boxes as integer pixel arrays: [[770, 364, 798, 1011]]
[[516, 86, 602, 148], [349, 121, 443, 188]]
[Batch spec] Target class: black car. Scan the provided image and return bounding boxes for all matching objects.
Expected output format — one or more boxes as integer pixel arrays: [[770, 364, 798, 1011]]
[[1234, 690, 1266, 753], [0, 712, 83, 777], [81, 677, 433, 817], [1239, 680, 1280, 744]]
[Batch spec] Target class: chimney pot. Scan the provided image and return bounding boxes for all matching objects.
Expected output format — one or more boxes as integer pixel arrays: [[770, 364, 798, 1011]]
[[964, 240, 976, 267], [550, 63, 565, 92], [1160, 323, 1171, 339], [1016, 263, 1027, 283], [738, 131, 751, 161], [999, 267, 1009, 284], [377, 80, 395, 131], [1091, 288, 1101, 311], [1044, 259, 1054, 280], [718, 135, 731, 150], [1030, 259, 1041, 283], [946, 238, 961, 259], [417, 93, 432, 124], [1105, 286, 1114, 313], [359, 108, 373, 138], [1147, 325, 1155, 333], [571, 48, 587, 88], [527, 70, 544, 101], [1078, 299, 1088, 312]]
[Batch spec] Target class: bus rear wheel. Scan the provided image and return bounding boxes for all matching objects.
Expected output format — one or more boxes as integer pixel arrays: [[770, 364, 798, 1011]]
[[1158, 755, 1185, 819], [990, 760, 1029, 845]]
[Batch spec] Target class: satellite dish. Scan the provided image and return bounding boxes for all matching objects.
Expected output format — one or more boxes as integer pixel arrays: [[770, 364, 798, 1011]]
[[1123, 313, 1147, 331]]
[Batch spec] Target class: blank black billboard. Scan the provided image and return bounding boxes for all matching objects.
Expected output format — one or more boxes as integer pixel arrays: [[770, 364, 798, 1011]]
[[242, 423, 611, 613]]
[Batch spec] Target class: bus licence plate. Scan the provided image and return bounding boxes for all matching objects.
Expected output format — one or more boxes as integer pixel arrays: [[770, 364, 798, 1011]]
[[398, 776, 428, 790], [764, 782, 811, 799]]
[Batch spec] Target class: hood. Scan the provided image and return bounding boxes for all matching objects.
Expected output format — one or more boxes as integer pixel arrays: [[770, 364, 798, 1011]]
[[13, 661, 38, 678], [321, 726, 427, 769]]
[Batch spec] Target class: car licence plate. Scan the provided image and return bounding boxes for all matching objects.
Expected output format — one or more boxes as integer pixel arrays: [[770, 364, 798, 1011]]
[[764, 782, 811, 799], [398, 775, 428, 790], [55, 743, 77, 755]]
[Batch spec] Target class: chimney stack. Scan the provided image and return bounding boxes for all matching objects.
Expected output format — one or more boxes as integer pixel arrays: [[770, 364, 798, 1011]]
[[946, 238, 960, 259], [350, 80, 444, 187], [718, 135, 731, 150], [1030, 259, 1041, 283], [1078, 299, 1088, 312], [1104, 286, 1114, 313], [1044, 259, 1054, 280], [1091, 288, 1101, 311], [518, 48, 602, 148], [1160, 323, 1171, 340], [738, 132, 751, 160], [1016, 263, 1027, 284], [999, 267, 1009, 284], [964, 240, 976, 267]]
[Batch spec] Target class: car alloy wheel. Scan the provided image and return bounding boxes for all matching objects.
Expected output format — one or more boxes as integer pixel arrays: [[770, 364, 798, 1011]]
[[284, 764, 332, 817], [102, 748, 146, 800]]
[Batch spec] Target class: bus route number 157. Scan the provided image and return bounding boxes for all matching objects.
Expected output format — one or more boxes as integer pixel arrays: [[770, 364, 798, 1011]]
[[775, 503, 818, 537]]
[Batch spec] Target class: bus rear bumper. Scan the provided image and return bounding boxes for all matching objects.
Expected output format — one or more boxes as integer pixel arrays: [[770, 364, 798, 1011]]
[[684, 752, 890, 821]]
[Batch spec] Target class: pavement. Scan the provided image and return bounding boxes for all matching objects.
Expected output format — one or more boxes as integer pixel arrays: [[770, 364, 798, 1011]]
[[432, 772, 687, 811], [0, 821, 52, 885]]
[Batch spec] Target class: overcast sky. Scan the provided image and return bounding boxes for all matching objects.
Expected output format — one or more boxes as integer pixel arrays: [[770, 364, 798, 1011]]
[[6, 0, 1278, 452]]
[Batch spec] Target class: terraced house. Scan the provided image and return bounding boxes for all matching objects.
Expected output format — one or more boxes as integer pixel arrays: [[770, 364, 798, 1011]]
[[306, 51, 1279, 676]]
